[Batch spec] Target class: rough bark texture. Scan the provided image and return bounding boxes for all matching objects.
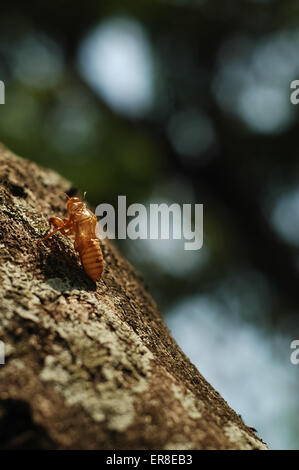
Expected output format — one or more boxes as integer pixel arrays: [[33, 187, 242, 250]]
[[0, 144, 268, 450]]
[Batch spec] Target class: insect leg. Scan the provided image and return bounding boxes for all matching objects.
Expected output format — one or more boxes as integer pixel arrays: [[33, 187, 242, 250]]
[[60, 225, 75, 236], [39, 217, 68, 242]]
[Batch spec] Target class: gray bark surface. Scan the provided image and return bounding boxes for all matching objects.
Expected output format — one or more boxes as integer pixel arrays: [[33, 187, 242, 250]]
[[0, 144, 268, 449]]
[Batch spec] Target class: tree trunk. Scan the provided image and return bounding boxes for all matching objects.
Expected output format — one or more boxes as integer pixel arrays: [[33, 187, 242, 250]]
[[0, 144, 267, 450]]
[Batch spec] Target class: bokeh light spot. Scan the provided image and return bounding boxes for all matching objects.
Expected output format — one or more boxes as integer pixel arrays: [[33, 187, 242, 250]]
[[167, 109, 216, 163], [78, 17, 154, 117]]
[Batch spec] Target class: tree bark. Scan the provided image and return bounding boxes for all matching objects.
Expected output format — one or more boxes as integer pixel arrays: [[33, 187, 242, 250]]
[[0, 144, 267, 450]]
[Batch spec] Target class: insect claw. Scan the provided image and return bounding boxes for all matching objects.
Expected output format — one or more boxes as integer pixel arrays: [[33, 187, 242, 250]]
[[39, 226, 62, 242], [38, 236, 49, 243], [38, 234, 49, 242]]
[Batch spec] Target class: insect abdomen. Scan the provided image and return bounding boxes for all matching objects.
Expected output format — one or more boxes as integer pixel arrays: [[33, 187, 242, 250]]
[[80, 239, 104, 282]]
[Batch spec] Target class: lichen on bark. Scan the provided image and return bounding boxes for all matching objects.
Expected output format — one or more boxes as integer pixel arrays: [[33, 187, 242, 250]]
[[0, 144, 268, 449]]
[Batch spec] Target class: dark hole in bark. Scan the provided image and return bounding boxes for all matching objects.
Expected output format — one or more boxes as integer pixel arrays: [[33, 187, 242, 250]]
[[10, 184, 27, 198], [0, 399, 54, 449], [65, 187, 78, 198]]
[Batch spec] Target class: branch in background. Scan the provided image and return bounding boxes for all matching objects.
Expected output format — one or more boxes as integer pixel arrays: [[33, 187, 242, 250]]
[[0, 144, 267, 449]]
